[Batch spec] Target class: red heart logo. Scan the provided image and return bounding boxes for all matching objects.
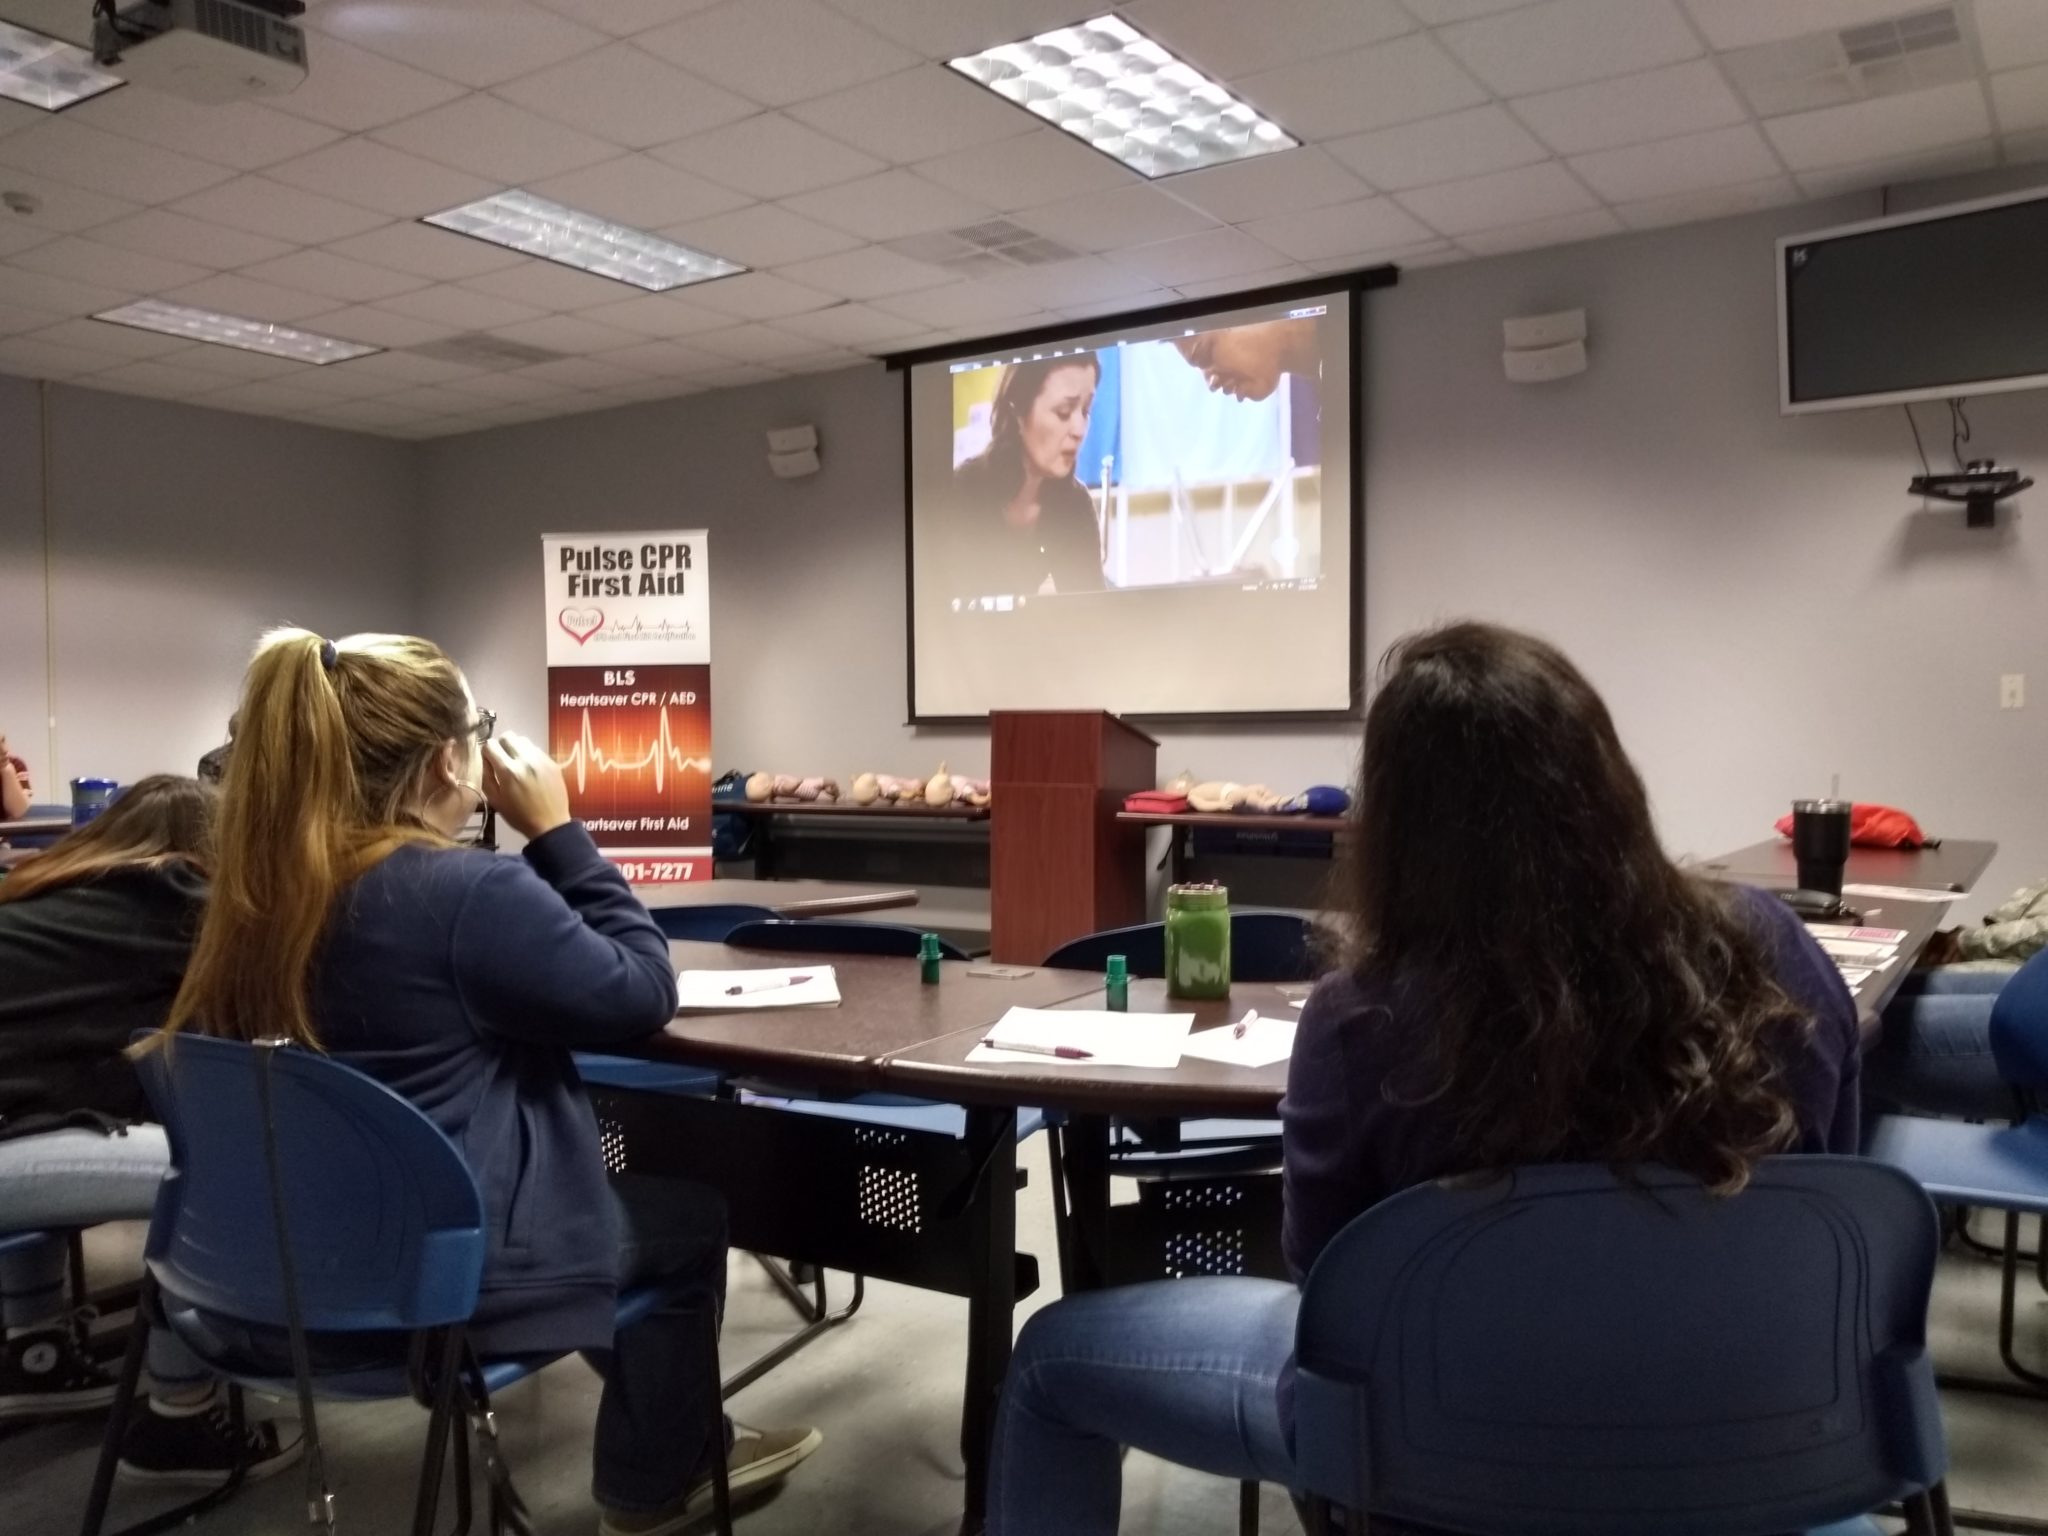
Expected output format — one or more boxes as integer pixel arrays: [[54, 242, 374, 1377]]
[[558, 607, 604, 644]]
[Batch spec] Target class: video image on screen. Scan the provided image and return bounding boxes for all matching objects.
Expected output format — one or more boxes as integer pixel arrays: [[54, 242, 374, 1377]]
[[943, 306, 1335, 600]]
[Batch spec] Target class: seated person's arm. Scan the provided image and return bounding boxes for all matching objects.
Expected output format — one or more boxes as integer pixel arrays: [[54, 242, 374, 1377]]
[[1280, 979, 1386, 1283], [0, 757, 28, 820]]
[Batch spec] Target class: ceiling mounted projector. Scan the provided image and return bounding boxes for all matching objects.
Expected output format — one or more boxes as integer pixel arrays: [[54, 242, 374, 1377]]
[[93, 0, 307, 104]]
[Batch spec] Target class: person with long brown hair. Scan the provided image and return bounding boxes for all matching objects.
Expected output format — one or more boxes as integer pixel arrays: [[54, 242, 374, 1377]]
[[154, 627, 816, 1535], [987, 622, 1860, 1536], [951, 353, 1106, 596], [0, 775, 298, 1484]]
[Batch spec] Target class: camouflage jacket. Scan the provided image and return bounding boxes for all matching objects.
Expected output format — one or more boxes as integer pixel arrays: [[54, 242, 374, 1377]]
[[1958, 878, 2048, 964]]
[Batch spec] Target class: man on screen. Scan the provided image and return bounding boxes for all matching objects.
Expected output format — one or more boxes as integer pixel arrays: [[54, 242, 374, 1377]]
[[951, 355, 1106, 596], [1170, 317, 1320, 403]]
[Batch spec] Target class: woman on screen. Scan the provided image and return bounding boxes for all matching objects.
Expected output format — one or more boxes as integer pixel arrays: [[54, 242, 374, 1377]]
[[951, 354, 1106, 596]]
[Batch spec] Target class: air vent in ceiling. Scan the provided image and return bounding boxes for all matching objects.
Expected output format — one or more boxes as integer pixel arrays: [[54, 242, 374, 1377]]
[[405, 334, 566, 370], [886, 218, 1082, 276], [1721, 5, 1974, 118]]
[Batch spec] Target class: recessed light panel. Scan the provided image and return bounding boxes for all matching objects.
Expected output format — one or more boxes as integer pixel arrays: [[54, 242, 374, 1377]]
[[423, 191, 745, 292], [0, 19, 123, 111], [93, 301, 381, 365], [948, 13, 1297, 180]]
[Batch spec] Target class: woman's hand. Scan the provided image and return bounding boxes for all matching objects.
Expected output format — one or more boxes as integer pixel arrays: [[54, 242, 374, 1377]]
[[1915, 928, 1964, 968], [482, 733, 573, 841]]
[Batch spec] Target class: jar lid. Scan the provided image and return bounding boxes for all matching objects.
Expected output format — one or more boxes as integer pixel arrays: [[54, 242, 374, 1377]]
[[1167, 883, 1228, 910]]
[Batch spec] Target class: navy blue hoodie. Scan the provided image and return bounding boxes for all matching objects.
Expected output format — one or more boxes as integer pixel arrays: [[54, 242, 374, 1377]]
[[312, 822, 676, 1354]]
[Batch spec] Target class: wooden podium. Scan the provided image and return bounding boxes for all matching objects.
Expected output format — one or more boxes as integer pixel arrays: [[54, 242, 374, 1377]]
[[989, 710, 1158, 966]]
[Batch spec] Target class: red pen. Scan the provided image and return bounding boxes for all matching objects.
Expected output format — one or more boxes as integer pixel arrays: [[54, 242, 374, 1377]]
[[987, 1039, 1095, 1060]]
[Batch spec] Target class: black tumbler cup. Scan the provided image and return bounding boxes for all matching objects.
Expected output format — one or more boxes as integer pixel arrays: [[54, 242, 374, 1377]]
[[1792, 798, 1852, 896]]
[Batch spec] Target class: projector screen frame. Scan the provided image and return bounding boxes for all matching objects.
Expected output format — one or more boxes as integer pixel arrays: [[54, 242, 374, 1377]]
[[887, 266, 1395, 728]]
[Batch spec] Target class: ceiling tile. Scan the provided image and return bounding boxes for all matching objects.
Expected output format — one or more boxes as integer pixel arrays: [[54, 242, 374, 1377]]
[[663, 204, 860, 268], [871, 280, 1048, 329], [1399, 0, 1545, 17], [1123, 0, 1413, 79], [528, 153, 754, 227], [0, 266, 135, 317], [301, 304, 458, 349], [637, 0, 918, 107], [91, 359, 217, 398], [917, 130, 1137, 211], [489, 314, 645, 354], [2005, 127, 2048, 165], [0, 170, 139, 234], [0, 299, 68, 336], [1439, 0, 1700, 97], [492, 42, 757, 147], [90, 209, 296, 270], [285, 360, 425, 397], [1764, 81, 1993, 171], [576, 292, 735, 336], [1615, 175, 1799, 229], [683, 270, 838, 318], [326, 222, 528, 281], [264, 37, 469, 133], [10, 236, 209, 294], [0, 98, 43, 139], [514, 355, 645, 389], [1237, 34, 1488, 140], [199, 375, 349, 410], [372, 96, 619, 184], [1164, 147, 1371, 224], [311, 0, 608, 89], [977, 253, 1169, 311], [1511, 61, 1747, 158], [162, 272, 338, 323], [265, 139, 500, 219], [0, 335, 124, 378], [0, 120, 234, 206], [27, 316, 191, 359], [783, 168, 995, 240], [774, 300, 931, 347], [170, 177, 389, 244], [322, 349, 492, 384], [691, 322, 818, 361], [1979, 0, 2048, 71], [1993, 64, 2048, 136], [691, 363, 780, 388], [376, 284, 550, 330], [1242, 196, 1437, 259], [1015, 184, 1218, 253], [433, 368, 565, 399], [460, 260, 640, 310], [786, 65, 1034, 163], [1396, 160, 1599, 234], [591, 338, 725, 375], [773, 244, 951, 299], [528, 0, 729, 35], [1173, 264, 1314, 298], [1326, 104, 1549, 191], [1791, 140, 1997, 199], [0, 224, 53, 259], [168, 345, 317, 380], [814, 0, 1103, 60], [653, 112, 886, 199], [240, 249, 432, 304], [1108, 227, 1289, 286], [70, 91, 342, 172], [1678, 0, 1924, 52], [1457, 205, 1623, 255], [1056, 287, 1178, 321], [1569, 123, 1781, 201]]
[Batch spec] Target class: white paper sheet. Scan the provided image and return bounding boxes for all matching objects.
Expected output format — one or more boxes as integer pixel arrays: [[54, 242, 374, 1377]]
[[676, 966, 840, 1011], [1816, 937, 1900, 963], [967, 1007, 1193, 1069], [1843, 883, 1958, 903], [1180, 1012, 1297, 1069], [1805, 924, 1908, 944]]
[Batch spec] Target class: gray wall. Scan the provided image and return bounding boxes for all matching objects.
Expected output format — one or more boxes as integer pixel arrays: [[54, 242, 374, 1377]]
[[420, 180, 2048, 915], [1, 384, 421, 793]]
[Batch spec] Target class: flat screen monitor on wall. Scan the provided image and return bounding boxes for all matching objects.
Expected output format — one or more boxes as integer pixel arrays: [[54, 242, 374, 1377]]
[[899, 283, 1362, 723], [1779, 186, 2048, 414]]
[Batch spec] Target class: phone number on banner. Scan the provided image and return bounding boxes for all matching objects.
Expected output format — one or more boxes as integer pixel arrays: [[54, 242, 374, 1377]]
[[614, 859, 705, 885]]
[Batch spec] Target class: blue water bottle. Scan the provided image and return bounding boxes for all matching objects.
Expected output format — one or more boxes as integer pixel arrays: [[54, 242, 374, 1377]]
[[70, 778, 119, 826]]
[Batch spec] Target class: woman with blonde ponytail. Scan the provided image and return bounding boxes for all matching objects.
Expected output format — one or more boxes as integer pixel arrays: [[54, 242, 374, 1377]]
[[160, 628, 817, 1534]]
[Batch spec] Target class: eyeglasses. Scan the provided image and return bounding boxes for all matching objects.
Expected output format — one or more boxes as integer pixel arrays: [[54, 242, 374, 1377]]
[[472, 708, 496, 743]]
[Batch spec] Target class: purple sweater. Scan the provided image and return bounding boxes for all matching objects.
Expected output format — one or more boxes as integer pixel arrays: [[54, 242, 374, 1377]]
[[1279, 884, 1861, 1284]]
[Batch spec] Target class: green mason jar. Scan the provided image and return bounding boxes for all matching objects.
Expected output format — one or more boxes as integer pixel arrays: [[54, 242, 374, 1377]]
[[1165, 883, 1231, 1000]]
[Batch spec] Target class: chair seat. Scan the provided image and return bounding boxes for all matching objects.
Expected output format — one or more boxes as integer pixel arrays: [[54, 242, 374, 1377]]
[[574, 1053, 723, 1096], [738, 1090, 1047, 1141], [1863, 1114, 2048, 1212]]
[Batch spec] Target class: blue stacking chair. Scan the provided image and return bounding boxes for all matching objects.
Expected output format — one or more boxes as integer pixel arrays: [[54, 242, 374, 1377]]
[[80, 1036, 731, 1536], [7, 802, 75, 850], [1289, 1158, 1952, 1536]]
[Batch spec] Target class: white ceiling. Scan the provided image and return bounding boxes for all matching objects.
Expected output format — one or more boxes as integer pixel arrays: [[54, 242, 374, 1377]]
[[0, 0, 2043, 439]]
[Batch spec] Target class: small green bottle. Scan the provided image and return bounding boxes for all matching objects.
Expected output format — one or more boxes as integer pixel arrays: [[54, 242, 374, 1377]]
[[919, 932, 943, 984], [1105, 954, 1129, 1012]]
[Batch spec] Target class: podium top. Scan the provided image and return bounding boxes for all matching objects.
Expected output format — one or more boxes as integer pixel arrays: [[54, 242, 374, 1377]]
[[991, 710, 1159, 788]]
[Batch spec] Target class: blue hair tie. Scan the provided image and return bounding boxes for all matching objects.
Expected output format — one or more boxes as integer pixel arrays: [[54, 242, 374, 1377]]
[[319, 639, 338, 672]]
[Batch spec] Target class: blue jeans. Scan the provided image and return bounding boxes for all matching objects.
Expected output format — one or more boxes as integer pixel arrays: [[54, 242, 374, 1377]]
[[990, 1277, 1300, 1536], [0, 1126, 208, 1390], [1865, 967, 2017, 1123]]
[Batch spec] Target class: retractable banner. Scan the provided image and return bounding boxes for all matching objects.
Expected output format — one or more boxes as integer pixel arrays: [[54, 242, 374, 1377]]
[[542, 530, 711, 884]]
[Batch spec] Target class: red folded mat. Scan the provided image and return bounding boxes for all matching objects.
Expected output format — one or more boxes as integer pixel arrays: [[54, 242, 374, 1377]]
[[1125, 791, 1190, 814], [1774, 802, 1928, 849]]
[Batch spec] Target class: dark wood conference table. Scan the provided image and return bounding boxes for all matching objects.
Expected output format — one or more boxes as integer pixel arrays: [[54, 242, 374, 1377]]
[[1699, 836, 1998, 895], [632, 878, 918, 919], [0, 816, 69, 839]]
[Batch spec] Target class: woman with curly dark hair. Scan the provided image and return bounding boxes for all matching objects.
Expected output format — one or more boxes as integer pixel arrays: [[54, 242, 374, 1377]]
[[989, 622, 1859, 1536]]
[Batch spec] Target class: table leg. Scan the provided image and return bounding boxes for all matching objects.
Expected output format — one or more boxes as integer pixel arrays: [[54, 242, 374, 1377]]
[[960, 1106, 1019, 1533], [1169, 827, 1187, 886], [1059, 1114, 1114, 1294]]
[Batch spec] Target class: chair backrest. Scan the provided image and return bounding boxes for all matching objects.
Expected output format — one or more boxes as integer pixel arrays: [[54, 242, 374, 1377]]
[[1988, 949, 2048, 1095], [725, 919, 967, 961], [1293, 1157, 1945, 1536], [651, 902, 778, 943], [1042, 911, 1318, 982], [134, 1035, 486, 1334]]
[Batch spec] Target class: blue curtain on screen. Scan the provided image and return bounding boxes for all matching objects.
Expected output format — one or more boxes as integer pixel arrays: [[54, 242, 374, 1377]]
[[1117, 339, 1286, 490]]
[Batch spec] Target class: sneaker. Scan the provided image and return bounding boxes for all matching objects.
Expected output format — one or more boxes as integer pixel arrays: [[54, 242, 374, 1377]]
[[117, 1393, 303, 1488], [598, 1423, 823, 1535], [0, 1323, 119, 1422]]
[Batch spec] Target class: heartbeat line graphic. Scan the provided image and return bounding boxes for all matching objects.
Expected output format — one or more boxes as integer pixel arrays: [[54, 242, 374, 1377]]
[[555, 707, 710, 795]]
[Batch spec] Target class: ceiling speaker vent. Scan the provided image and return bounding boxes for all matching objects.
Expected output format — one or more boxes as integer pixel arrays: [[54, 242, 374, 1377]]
[[405, 334, 565, 370], [1721, 5, 1974, 117], [886, 218, 1082, 276]]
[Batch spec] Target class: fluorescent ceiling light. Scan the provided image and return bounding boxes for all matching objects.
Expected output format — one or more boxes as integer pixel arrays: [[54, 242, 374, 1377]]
[[422, 191, 745, 292], [949, 13, 1296, 180], [0, 19, 123, 111], [93, 300, 382, 365]]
